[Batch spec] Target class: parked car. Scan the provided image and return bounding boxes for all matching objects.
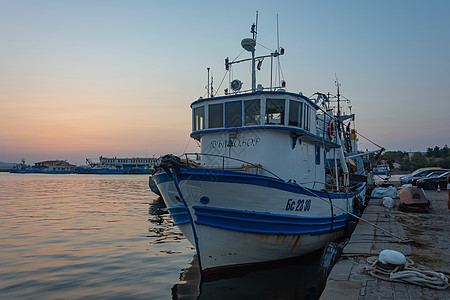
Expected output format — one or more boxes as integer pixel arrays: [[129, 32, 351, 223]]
[[416, 171, 450, 190], [410, 170, 449, 186], [400, 167, 444, 184]]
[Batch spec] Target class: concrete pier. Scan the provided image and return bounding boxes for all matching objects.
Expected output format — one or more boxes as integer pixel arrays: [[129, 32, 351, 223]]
[[320, 190, 450, 299]]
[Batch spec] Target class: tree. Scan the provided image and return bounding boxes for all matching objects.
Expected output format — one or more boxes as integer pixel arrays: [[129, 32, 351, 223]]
[[400, 155, 412, 171], [411, 152, 427, 169], [438, 156, 450, 169], [380, 151, 406, 165], [378, 146, 449, 171], [442, 145, 449, 158], [433, 146, 441, 158]]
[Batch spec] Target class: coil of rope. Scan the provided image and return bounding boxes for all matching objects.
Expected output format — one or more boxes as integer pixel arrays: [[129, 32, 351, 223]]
[[365, 255, 449, 290]]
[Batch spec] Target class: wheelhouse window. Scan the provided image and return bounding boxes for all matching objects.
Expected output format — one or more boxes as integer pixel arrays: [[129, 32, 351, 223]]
[[225, 101, 242, 127], [208, 103, 223, 128], [304, 105, 310, 131], [265, 99, 285, 125], [288, 100, 303, 127], [244, 99, 261, 125], [193, 106, 205, 131]]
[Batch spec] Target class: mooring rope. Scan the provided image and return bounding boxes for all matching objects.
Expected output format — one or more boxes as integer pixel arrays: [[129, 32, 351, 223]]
[[365, 256, 450, 290], [299, 185, 411, 243]]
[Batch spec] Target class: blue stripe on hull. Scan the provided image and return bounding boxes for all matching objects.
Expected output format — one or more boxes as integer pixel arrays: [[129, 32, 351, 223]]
[[153, 168, 364, 200], [193, 206, 347, 236], [9, 170, 42, 173], [167, 205, 190, 225]]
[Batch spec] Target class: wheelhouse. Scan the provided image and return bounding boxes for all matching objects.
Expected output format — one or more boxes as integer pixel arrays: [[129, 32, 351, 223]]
[[191, 90, 338, 148], [189, 90, 341, 190]]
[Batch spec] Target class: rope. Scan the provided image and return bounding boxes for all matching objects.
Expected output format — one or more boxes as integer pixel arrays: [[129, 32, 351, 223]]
[[357, 131, 384, 149], [182, 137, 192, 154], [213, 71, 228, 97], [256, 42, 273, 52], [299, 185, 411, 243], [365, 256, 449, 290]]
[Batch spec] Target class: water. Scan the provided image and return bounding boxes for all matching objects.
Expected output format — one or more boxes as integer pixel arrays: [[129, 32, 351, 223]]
[[0, 173, 320, 299]]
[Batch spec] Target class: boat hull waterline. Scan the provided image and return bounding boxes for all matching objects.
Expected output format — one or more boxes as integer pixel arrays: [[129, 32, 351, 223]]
[[153, 167, 365, 273]]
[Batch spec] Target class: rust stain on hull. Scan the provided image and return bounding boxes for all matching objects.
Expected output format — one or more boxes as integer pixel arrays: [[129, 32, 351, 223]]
[[290, 235, 303, 251]]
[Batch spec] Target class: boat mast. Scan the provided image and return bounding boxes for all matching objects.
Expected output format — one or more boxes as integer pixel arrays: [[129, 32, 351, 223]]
[[270, 14, 280, 91], [335, 75, 341, 117], [207, 67, 210, 98], [335, 75, 343, 141], [276, 14, 281, 89], [250, 12, 258, 92], [227, 13, 284, 93]]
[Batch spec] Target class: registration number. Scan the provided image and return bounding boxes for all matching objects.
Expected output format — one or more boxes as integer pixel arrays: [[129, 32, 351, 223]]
[[285, 199, 312, 212]]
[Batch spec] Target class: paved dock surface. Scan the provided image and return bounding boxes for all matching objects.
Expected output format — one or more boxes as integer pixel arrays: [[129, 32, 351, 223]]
[[320, 190, 450, 299]]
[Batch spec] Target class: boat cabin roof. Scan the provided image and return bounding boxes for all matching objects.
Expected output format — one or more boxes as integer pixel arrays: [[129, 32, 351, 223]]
[[190, 90, 340, 148], [191, 90, 319, 109]]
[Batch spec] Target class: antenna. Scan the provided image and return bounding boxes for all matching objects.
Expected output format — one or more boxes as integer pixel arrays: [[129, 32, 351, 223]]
[[226, 13, 285, 94], [243, 12, 258, 92], [277, 14, 280, 53], [210, 76, 214, 97], [276, 15, 282, 88], [335, 73, 341, 117], [207, 67, 210, 98], [252, 11, 258, 41]]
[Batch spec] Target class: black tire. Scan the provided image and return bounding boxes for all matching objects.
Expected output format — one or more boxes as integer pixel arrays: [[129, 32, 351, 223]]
[[317, 242, 343, 295]]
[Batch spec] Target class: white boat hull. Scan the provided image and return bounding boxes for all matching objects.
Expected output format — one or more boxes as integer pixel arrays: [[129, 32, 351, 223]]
[[154, 167, 365, 273]]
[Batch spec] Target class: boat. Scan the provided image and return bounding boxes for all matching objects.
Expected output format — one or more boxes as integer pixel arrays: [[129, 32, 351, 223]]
[[9, 158, 42, 173], [9, 159, 76, 174], [149, 175, 161, 196], [152, 17, 373, 275], [372, 161, 390, 175], [75, 165, 124, 174], [75, 156, 156, 174]]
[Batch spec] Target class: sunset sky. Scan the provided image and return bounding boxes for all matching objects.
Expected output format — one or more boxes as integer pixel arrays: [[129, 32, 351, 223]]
[[1, 0, 449, 165]]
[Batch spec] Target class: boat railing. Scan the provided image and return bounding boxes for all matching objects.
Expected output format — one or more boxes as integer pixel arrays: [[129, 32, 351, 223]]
[[297, 180, 325, 190], [181, 152, 283, 180]]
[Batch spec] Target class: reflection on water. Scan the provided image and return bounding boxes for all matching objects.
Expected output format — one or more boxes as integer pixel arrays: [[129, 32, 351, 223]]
[[148, 198, 187, 251], [0, 173, 321, 299], [0, 173, 193, 299], [173, 253, 320, 300]]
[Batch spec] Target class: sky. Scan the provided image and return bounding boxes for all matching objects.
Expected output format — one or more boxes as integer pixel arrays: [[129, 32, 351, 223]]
[[0, 0, 449, 165]]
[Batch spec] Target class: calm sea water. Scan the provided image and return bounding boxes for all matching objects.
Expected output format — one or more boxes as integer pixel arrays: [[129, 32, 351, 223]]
[[0, 173, 320, 300]]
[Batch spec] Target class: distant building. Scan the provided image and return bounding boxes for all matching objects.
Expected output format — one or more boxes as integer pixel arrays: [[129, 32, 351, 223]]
[[97, 156, 157, 169], [35, 160, 76, 172], [392, 162, 401, 171]]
